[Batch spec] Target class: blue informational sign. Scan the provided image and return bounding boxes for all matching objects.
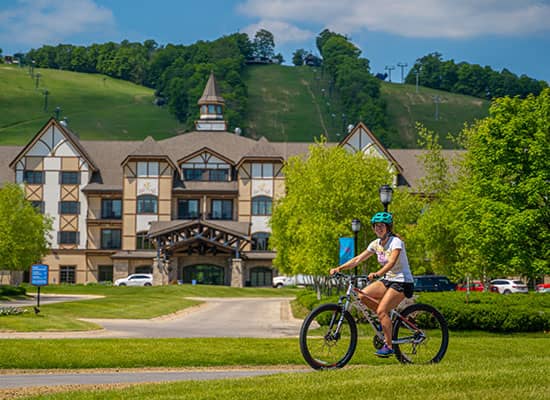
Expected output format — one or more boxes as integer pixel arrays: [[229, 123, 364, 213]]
[[31, 264, 49, 286], [339, 237, 355, 265]]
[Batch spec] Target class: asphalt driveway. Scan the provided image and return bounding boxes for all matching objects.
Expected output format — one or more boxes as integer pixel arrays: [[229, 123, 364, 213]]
[[0, 297, 303, 339]]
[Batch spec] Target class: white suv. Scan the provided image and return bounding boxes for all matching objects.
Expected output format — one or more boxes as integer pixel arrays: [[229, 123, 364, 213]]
[[114, 274, 153, 287], [489, 279, 528, 294]]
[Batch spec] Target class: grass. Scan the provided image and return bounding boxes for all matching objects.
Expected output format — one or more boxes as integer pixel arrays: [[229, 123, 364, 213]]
[[2, 333, 549, 399], [0, 285, 298, 331], [0, 65, 184, 144], [244, 65, 345, 142], [381, 82, 490, 148], [1, 64, 489, 149]]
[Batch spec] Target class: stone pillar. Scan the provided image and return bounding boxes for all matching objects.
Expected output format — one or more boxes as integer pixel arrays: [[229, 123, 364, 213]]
[[230, 258, 243, 287], [113, 259, 129, 281], [152, 257, 169, 286]]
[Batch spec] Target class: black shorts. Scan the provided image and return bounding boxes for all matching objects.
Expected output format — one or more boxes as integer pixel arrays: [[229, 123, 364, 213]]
[[381, 279, 414, 298]]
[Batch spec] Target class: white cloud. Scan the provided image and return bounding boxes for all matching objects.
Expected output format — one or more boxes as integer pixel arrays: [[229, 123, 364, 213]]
[[237, 0, 550, 39], [242, 20, 314, 44], [0, 0, 115, 49]]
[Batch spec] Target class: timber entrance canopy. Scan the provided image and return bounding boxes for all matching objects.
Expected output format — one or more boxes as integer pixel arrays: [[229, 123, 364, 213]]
[[148, 219, 251, 258]]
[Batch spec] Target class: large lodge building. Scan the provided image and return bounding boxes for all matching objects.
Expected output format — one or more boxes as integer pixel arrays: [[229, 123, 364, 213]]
[[0, 73, 454, 287]]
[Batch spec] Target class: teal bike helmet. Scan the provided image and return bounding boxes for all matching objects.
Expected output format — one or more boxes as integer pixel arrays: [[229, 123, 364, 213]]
[[371, 212, 393, 225]]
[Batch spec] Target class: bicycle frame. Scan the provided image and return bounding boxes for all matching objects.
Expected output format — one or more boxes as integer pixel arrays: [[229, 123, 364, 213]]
[[334, 275, 423, 346]]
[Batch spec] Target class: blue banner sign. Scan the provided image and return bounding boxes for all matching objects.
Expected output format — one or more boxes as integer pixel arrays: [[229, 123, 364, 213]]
[[339, 237, 354, 265], [31, 264, 49, 286]]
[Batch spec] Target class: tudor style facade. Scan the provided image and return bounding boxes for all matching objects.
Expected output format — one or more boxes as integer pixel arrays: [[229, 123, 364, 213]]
[[0, 73, 450, 286]]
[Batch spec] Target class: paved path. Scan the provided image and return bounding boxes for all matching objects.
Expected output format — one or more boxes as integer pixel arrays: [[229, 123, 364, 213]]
[[0, 297, 303, 339], [0, 368, 309, 390]]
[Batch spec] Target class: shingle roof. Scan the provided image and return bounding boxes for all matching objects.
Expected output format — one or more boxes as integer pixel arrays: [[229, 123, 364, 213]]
[[197, 72, 225, 105], [389, 149, 464, 192], [0, 146, 20, 185]]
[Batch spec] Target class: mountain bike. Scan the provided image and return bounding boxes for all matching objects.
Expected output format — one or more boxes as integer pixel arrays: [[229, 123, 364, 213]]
[[299, 272, 449, 369]]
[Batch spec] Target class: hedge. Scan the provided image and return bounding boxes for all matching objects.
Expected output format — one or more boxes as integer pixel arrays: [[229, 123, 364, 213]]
[[295, 290, 550, 333], [0, 285, 26, 297]]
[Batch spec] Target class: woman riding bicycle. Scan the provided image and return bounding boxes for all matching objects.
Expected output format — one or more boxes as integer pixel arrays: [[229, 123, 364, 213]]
[[330, 211, 414, 358]]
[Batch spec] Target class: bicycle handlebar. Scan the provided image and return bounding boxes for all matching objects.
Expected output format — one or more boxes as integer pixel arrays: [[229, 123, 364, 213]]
[[331, 272, 373, 282]]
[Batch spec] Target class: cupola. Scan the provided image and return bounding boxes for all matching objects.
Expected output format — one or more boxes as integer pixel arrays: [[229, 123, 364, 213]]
[[195, 72, 227, 131]]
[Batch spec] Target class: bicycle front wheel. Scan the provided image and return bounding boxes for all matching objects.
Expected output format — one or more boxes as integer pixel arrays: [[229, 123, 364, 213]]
[[392, 303, 449, 364], [299, 303, 357, 370]]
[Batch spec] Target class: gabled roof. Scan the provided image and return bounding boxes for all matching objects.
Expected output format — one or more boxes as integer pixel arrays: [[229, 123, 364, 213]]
[[236, 137, 284, 168], [197, 72, 225, 105], [8, 118, 99, 171], [177, 146, 235, 166], [339, 122, 403, 173], [121, 136, 176, 169]]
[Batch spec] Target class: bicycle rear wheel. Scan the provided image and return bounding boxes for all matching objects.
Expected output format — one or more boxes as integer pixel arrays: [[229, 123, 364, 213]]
[[299, 303, 357, 370], [392, 303, 449, 364]]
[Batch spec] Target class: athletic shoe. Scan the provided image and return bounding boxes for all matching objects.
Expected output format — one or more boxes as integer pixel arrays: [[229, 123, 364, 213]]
[[375, 344, 394, 357]]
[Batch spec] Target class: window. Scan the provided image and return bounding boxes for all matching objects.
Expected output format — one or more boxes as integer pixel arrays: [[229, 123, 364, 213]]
[[251, 163, 273, 178], [252, 232, 270, 251], [209, 169, 228, 181], [59, 266, 76, 284], [101, 229, 121, 249], [30, 201, 45, 214], [137, 161, 159, 177], [252, 196, 272, 216], [98, 265, 113, 282], [137, 195, 157, 214], [60, 171, 80, 185], [183, 168, 229, 181], [136, 232, 153, 250], [101, 199, 122, 219], [58, 231, 79, 244], [177, 199, 200, 219], [23, 170, 44, 184], [183, 169, 205, 181], [59, 201, 80, 215], [211, 199, 232, 220]]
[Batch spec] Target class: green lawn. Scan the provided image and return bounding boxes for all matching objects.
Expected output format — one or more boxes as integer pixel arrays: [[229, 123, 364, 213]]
[[0, 65, 184, 144], [0, 285, 298, 331], [1, 333, 548, 399]]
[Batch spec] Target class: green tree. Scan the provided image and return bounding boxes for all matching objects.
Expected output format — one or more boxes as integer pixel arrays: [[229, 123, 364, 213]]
[[270, 140, 421, 289], [252, 29, 275, 59], [0, 184, 52, 274], [292, 49, 307, 66], [414, 89, 550, 281]]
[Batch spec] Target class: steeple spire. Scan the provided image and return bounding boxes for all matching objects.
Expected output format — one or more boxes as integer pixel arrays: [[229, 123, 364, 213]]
[[195, 72, 227, 131]]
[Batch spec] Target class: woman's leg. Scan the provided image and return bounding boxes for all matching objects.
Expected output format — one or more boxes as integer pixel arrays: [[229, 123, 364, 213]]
[[359, 280, 386, 310], [377, 288, 405, 350]]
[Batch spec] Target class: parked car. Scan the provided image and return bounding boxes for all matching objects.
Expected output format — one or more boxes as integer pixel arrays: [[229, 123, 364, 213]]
[[457, 280, 485, 292], [114, 273, 153, 287], [489, 279, 528, 294], [413, 275, 456, 292], [535, 283, 550, 293], [272, 274, 314, 288]]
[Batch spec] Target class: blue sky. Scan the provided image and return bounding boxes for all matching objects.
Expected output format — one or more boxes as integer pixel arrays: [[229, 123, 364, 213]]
[[1, 0, 549, 83]]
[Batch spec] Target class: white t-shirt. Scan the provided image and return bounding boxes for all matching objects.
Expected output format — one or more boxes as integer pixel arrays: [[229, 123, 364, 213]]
[[367, 236, 414, 283]]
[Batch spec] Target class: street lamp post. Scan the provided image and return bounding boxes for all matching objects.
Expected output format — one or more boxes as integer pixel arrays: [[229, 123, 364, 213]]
[[379, 185, 394, 212], [351, 218, 361, 275]]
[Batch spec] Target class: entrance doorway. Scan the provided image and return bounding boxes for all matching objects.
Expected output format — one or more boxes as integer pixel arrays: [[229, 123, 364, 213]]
[[250, 267, 272, 287], [183, 265, 225, 285]]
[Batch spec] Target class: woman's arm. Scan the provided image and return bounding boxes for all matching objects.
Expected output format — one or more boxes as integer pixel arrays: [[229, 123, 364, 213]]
[[369, 248, 401, 279], [330, 248, 374, 275]]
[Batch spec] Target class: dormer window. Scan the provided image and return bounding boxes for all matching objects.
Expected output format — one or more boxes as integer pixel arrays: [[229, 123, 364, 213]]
[[137, 161, 159, 177]]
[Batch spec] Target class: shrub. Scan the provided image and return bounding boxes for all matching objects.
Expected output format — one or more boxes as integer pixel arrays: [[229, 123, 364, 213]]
[[295, 290, 550, 333], [0, 285, 26, 297]]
